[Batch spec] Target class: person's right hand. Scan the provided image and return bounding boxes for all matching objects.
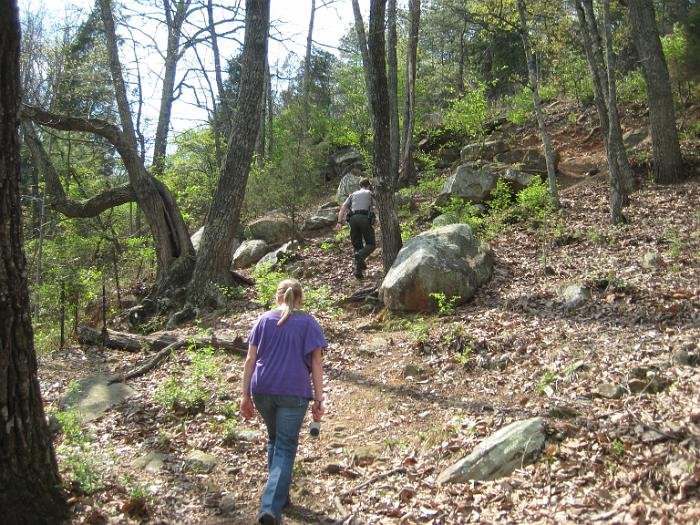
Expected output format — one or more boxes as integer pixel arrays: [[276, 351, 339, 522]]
[[240, 395, 254, 420], [311, 399, 324, 421], [334, 222, 342, 231]]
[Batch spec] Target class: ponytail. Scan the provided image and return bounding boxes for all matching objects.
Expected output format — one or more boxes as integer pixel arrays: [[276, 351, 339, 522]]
[[276, 279, 303, 326]]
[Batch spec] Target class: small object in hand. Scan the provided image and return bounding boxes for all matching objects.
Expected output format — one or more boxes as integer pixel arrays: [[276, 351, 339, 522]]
[[309, 421, 320, 437]]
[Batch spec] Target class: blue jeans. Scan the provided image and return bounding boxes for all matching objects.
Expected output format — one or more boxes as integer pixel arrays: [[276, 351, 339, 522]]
[[253, 394, 309, 522]]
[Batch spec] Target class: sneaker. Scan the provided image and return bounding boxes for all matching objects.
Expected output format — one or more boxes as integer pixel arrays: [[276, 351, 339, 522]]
[[258, 512, 276, 525], [354, 270, 363, 279], [354, 254, 367, 270]]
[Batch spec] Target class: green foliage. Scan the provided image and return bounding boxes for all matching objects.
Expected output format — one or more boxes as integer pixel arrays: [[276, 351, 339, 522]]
[[408, 317, 430, 344], [489, 178, 515, 212], [154, 345, 220, 414], [56, 408, 88, 445], [610, 438, 625, 458], [664, 226, 682, 258], [252, 262, 290, 308], [443, 83, 489, 139], [537, 369, 556, 394], [304, 284, 341, 317], [62, 450, 104, 494], [435, 197, 489, 237], [505, 86, 535, 125], [429, 292, 460, 315], [617, 69, 648, 105], [516, 177, 555, 219], [455, 346, 473, 367]]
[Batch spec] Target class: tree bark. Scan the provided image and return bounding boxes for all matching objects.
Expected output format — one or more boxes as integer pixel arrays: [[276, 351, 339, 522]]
[[351, 0, 374, 128], [387, 0, 400, 189], [367, 0, 402, 271], [189, 0, 270, 304], [575, 0, 630, 223], [399, 0, 420, 188], [152, 0, 192, 172], [0, 1, 67, 519], [628, 0, 684, 184], [515, 0, 560, 209], [303, 0, 317, 114]]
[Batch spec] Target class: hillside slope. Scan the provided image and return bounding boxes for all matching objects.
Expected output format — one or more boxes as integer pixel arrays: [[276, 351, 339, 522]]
[[38, 121, 700, 523]]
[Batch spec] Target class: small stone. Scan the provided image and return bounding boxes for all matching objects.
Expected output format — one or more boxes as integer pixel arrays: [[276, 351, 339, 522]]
[[641, 252, 661, 269], [672, 350, 693, 366], [132, 452, 167, 473], [185, 450, 218, 473], [219, 494, 236, 514], [324, 463, 343, 474], [598, 383, 624, 399]]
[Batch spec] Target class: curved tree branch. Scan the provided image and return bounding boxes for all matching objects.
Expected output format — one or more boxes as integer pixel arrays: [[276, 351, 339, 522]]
[[22, 122, 136, 218]]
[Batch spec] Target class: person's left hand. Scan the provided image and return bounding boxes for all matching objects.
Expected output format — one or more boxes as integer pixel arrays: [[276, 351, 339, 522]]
[[334, 222, 342, 230], [240, 396, 255, 419]]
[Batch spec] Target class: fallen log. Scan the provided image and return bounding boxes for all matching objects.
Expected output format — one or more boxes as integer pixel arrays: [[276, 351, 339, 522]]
[[77, 326, 248, 355]]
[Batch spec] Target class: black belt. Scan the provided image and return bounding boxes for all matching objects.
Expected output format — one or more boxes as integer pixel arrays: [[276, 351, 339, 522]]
[[351, 209, 370, 215]]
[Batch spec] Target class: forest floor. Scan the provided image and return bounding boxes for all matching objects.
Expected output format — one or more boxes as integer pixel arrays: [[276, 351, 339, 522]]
[[38, 108, 700, 525]]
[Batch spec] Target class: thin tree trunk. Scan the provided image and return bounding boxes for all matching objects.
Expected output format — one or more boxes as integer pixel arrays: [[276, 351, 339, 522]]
[[602, 0, 626, 223], [575, 0, 631, 219], [152, 0, 191, 173], [399, 0, 420, 188], [387, 0, 399, 189], [515, 0, 559, 209], [367, 0, 402, 271], [0, 1, 67, 518], [303, 0, 316, 114], [628, 0, 684, 183], [189, 0, 270, 303], [207, 0, 228, 167], [351, 0, 374, 128]]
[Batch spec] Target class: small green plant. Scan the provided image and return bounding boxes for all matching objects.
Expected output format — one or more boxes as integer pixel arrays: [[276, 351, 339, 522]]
[[320, 241, 334, 251], [154, 345, 220, 414], [62, 451, 104, 494], [214, 283, 244, 302], [537, 369, 556, 394], [455, 346, 473, 367], [610, 438, 625, 457], [383, 437, 408, 450], [429, 291, 460, 315], [55, 409, 88, 445], [122, 474, 154, 502], [252, 261, 290, 308], [220, 419, 239, 443], [304, 284, 341, 316], [664, 226, 682, 258], [408, 317, 430, 344]]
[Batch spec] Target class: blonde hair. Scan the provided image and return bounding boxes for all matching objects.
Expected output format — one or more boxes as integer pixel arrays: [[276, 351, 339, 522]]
[[276, 279, 303, 326]]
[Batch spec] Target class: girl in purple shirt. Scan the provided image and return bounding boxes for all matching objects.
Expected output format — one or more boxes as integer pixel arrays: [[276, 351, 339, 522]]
[[240, 279, 326, 524]]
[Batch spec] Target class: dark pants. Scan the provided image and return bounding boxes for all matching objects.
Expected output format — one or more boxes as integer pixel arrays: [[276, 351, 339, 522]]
[[348, 213, 376, 263]]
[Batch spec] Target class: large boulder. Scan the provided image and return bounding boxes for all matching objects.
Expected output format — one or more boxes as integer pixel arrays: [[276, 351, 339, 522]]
[[435, 163, 499, 207], [256, 240, 300, 270], [231, 240, 269, 269], [501, 168, 539, 192], [437, 418, 546, 484], [379, 224, 494, 312], [303, 206, 339, 232], [245, 214, 293, 244], [326, 147, 365, 180], [494, 148, 559, 174], [336, 171, 363, 204], [460, 139, 509, 163]]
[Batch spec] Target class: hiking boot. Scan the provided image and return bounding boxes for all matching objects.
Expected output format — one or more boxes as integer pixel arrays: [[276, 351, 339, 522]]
[[354, 269, 363, 279], [355, 254, 367, 270], [258, 512, 276, 525]]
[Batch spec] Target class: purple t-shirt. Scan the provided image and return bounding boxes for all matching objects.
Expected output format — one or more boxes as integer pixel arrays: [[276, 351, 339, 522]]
[[248, 309, 327, 399]]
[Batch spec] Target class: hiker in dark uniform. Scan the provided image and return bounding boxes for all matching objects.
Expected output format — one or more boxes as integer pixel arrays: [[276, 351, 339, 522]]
[[336, 178, 376, 279]]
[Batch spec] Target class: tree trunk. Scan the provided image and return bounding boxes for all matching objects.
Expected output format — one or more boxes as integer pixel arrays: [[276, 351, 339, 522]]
[[152, 0, 192, 173], [0, 1, 67, 519], [351, 0, 374, 129], [303, 0, 316, 114], [387, 0, 400, 189], [367, 0, 402, 271], [399, 0, 420, 189], [575, 0, 631, 221], [99, 0, 195, 291], [628, 0, 685, 184], [189, 0, 270, 304], [515, 0, 560, 209], [602, 0, 626, 223]]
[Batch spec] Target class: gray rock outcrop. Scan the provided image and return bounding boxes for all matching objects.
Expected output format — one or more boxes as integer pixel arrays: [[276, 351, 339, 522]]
[[60, 375, 135, 422], [379, 224, 494, 312], [303, 207, 339, 231], [336, 171, 363, 204], [437, 417, 546, 483], [231, 240, 269, 269], [435, 163, 499, 207], [460, 139, 509, 163], [245, 214, 293, 244], [256, 240, 300, 269]]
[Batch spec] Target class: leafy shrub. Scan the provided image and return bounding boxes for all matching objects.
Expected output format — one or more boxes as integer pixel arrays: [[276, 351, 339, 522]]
[[505, 86, 535, 125], [516, 177, 555, 219], [252, 261, 290, 308], [304, 284, 340, 316], [154, 345, 220, 414], [617, 69, 648, 105], [443, 82, 489, 138]]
